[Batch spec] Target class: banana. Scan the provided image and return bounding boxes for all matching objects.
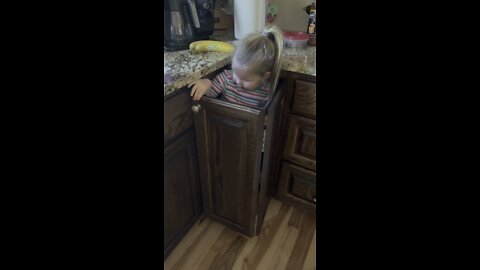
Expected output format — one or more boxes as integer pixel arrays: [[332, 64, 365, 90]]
[[193, 43, 214, 52], [189, 40, 234, 53], [189, 41, 202, 50]]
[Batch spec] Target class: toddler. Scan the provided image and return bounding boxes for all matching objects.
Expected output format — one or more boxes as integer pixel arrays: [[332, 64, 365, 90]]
[[189, 26, 284, 108]]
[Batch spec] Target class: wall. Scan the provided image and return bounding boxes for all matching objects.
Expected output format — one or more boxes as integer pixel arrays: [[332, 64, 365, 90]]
[[212, 0, 315, 36], [269, 0, 314, 32]]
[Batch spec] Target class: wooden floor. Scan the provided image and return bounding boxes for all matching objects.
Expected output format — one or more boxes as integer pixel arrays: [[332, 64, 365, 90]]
[[164, 199, 316, 270]]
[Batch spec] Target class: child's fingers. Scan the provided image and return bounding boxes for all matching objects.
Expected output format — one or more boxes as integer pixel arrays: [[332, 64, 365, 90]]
[[193, 90, 200, 100], [188, 81, 195, 88], [194, 90, 203, 101], [190, 85, 197, 97]]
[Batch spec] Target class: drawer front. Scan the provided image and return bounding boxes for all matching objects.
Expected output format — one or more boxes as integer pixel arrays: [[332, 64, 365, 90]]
[[164, 89, 194, 145], [292, 80, 316, 119], [290, 176, 316, 202], [277, 162, 316, 214], [284, 114, 316, 171]]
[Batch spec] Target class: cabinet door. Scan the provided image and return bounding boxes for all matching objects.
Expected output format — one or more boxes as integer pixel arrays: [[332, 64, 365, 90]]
[[284, 114, 316, 171], [278, 162, 316, 215], [164, 90, 194, 146], [164, 130, 202, 259], [193, 98, 265, 237], [256, 83, 285, 234], [291, 80, 316, 119]]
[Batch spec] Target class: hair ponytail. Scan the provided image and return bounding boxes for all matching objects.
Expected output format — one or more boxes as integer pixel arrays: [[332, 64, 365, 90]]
[[232, 26, 284, 93], [263, 25, 284, 94]]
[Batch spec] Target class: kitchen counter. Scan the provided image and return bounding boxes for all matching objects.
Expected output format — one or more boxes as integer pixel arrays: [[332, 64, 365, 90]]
[[164, 50, 231, 97], [164, 44, 316, 97]]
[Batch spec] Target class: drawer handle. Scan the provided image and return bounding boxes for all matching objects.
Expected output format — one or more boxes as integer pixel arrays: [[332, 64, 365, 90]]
[[313, 196, 316, 203], [191, 104, 202, 113]]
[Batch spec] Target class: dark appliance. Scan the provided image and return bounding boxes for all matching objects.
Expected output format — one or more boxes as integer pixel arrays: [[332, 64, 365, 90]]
[[164, 0, 200, 51], [164, 0, 215, 51], [193, 0, 215, 41]]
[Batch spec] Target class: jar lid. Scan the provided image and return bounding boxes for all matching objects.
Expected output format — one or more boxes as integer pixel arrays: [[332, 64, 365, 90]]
[[283, 31, 309, 41]]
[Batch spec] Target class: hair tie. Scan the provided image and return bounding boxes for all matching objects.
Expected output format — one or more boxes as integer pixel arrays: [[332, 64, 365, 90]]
[[262, 31, 269, 37]]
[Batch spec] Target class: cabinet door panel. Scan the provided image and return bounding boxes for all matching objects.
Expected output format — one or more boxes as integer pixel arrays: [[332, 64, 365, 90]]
[[256, 83, 285, 234], [164, 90, 194, 145], [292, 80, 316, 119], [284, 115, 316, 171], [164, 130, 202, 259], [194, 98, 265, 237], [278, 162, 316, 215]]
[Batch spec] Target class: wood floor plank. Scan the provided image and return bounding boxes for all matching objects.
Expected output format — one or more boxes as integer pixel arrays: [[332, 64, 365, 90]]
[[256, 207, 297, 270], [207, 229, 248, 270], [285, 212, 316, 270], [230, 230, 259, 270], [164, 217, 211, 269], [165, 199, 316, 270], [197, 228, 243, 270], [263, 198, 283, 221], [170, 220, 226, 270], [231, 199, 287, 270], [303, 230, 316, 270], [182, 221, 226, 270], [240, 203, 290, 270]]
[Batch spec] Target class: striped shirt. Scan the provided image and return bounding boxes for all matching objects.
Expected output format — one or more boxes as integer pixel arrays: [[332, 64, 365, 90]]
[[207, 70, 270, 108]]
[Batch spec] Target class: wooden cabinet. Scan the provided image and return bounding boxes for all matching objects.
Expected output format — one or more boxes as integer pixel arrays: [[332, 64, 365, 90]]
[[162, 68, 315, 257], [276, 73, 317, 214], [278, 162, 316, 215], [164, 88, 194, 145], [193, 85, 284, 237], [164, 90, 202, 259], [284, 115, 316, 172], [291, 80, 316, 119]]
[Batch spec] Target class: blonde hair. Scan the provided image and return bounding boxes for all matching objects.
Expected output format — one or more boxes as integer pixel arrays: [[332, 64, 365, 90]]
[[233, 25, 284, 93]]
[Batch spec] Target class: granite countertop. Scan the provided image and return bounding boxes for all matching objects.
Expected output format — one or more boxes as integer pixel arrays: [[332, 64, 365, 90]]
[[164, 50, 232, 97], [164, 39, 316, 97]]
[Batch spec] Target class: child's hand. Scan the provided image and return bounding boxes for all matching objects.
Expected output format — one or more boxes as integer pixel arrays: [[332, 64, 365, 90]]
[[189, 79, 212, 101]]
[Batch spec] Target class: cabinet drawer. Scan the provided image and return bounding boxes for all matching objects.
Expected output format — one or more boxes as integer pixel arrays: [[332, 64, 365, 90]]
[[164, 89, 194, 145], [284, 114, 316, 171], [292, 80, 316, 119], [277, 162, 316, 214]]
